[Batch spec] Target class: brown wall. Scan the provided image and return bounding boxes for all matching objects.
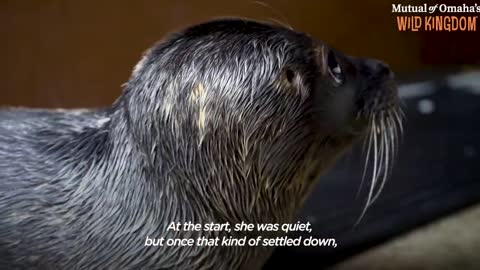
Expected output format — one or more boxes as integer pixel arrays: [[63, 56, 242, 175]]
[[1, 0, 479, 108]]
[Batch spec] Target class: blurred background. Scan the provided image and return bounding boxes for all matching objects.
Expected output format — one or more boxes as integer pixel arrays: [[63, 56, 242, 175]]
[[2, 0, 479, 108], [2, 0, 480, 269]]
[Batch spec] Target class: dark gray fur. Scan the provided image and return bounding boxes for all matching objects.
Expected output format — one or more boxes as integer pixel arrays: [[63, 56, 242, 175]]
[[0, 18, 400, 269]]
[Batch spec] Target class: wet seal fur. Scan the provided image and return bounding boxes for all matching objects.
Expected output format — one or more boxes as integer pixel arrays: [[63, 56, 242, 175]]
[[0, 18, 404, 269]]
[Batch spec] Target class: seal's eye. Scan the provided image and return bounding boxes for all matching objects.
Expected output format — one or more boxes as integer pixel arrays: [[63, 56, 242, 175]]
[[327, 50, 344, 85]]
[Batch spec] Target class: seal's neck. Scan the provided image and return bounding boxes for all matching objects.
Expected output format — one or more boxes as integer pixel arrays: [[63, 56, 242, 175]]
[[106, 95, 306, 227]]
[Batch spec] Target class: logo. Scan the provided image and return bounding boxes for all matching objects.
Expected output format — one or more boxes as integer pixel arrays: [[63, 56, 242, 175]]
[[392, 4, 479, 31]]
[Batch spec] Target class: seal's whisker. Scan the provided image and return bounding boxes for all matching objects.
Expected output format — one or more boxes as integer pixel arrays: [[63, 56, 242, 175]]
[[386, 115, 396, 163], [355, 117, 379, 225], [389, 115, 397, 174], [389, 112, 399, 166], [389, 111, 399, 159], [398, 107, 406, 139], [371, 116, 390, 204], [378, 113, 386, 171], [393, 108, 404, 136], [394, 113, 400, 154], [398, 106, 406, 120], [356, 115, 374, 199], [360, 114, 372, 154], [371, 116, 384, 200]]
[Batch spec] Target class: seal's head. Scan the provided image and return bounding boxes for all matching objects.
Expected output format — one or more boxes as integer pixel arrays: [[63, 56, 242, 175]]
[[122, 18, 403, 224]]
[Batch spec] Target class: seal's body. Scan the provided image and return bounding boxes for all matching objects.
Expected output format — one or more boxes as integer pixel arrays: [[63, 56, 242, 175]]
[[0, 18, 402, 269]]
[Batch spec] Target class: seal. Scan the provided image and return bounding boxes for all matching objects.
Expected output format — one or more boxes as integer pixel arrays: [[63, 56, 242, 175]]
[[0, 18, 404, 269]]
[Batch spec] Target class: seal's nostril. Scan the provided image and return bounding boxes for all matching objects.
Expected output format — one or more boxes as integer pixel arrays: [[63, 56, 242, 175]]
[[368, 60, 393, 79]]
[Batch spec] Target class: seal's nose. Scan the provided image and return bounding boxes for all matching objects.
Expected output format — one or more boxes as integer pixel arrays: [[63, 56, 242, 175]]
[[365, 59, 394, 80]]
